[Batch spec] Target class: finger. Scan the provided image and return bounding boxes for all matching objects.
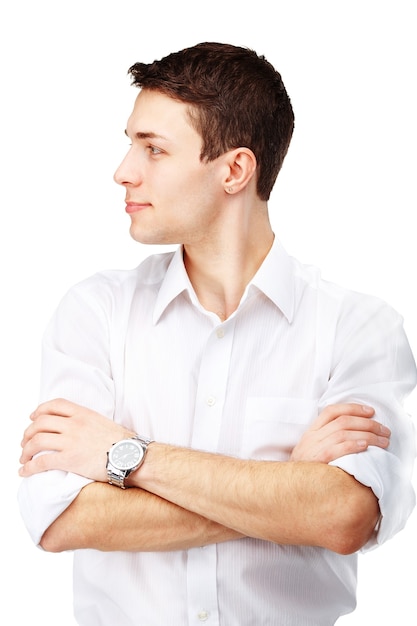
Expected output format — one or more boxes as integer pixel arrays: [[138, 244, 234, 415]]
[[31, 398, 81, 420], [336, 429, 390, 449], [303, 431, 391, 463], [312, 420, 391, 455], [324, 427, 390, 455], [21, 414, 69, 447], [326, 415, 391, 438], [20, 432, 64, 464], [19, 449, 61, 477], [314, 403, 375, 429], [331, 431, 391, 459]]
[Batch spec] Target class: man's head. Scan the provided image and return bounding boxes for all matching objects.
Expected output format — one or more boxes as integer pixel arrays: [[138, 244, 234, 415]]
[[128, 42, 294, 201]]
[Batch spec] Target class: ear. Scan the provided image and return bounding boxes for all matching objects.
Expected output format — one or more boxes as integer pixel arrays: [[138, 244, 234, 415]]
[[223, 147, 257, 195]]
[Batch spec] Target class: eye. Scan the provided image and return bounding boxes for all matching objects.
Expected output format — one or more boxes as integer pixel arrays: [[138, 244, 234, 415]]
[[147, 144, 163, 155]]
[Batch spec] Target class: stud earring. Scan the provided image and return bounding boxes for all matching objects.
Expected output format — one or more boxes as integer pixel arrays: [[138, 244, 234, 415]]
[[226, 186, 234, 193]]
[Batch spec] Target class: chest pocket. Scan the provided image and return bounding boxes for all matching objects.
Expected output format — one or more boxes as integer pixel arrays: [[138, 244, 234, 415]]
[[241, 397, 318, 461]]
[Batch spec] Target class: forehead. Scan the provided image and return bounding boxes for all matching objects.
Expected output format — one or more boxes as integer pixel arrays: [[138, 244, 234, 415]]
[[126, 89, 197, 141]]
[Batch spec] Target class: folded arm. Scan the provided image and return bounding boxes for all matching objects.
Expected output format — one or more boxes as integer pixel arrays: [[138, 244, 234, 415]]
[[129, 443, 379, 555], [40, 481, 243, 552], [20, 400, 387, 554]]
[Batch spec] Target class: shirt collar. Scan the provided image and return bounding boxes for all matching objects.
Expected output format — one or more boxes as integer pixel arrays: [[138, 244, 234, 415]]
[[153, 238, 296, 325], [247, 238, 296, 323], [153, 246, 193, 324]]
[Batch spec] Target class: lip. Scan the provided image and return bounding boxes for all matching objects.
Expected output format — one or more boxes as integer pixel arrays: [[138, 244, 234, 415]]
[[125, 201, 152, 214]]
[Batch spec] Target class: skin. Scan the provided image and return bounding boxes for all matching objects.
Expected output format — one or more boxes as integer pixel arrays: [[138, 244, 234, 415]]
[[20, 400, 388, 554], [19, 90, 391, 555]]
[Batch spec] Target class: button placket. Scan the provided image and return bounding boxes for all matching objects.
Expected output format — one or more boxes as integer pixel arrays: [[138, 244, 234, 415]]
[[187, 322, 234, 626], [191, 322, 234, 451], [197, 610, 209, 621]]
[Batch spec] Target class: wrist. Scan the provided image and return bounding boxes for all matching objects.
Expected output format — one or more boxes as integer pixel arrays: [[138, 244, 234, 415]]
[[125, 440, 158, 488], [106, 434, 154, 489]]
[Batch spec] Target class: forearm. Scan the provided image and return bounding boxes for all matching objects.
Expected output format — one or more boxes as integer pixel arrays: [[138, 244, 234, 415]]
[[132, 444, 380, 554], [21, 400, 383, 554], [40, 481, 243, 552]]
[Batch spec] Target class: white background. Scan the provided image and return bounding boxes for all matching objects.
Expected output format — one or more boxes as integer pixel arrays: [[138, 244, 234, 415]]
[[1, 1, 416, 624]]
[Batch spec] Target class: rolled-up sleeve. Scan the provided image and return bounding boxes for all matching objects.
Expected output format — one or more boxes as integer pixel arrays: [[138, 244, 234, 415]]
[[323, 295, 417, 551], [17, 276, 116, 546]]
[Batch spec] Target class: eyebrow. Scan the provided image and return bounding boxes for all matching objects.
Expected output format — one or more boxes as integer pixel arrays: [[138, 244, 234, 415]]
[[124, 129, 169, 141]]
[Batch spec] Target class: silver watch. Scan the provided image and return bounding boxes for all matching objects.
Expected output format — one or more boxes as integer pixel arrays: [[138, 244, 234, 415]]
[[106, 435, 153, 489]]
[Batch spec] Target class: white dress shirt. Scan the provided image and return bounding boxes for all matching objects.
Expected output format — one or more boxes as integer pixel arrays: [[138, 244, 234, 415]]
[[18, 239, 417, 625]]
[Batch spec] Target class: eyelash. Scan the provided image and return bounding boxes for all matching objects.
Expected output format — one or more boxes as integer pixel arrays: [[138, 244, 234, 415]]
[[147, 145, 163, 155], [126, 143, 163, 156]]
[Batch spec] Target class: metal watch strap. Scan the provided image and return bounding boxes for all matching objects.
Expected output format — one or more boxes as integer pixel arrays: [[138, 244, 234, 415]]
[[131, 435, 154, 446], [107, 435, 154, 489], [107, 468, 128, 489]]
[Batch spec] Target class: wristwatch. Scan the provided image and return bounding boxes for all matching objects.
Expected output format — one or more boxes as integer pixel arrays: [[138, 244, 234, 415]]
[[106, 435, 153, 489]]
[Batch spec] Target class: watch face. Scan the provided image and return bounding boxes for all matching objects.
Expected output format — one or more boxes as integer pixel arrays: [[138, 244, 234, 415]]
[[109, 440, 144, 470]]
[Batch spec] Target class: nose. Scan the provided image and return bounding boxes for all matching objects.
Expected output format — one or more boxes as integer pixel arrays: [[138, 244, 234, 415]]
[[113, 149, 142, 187]]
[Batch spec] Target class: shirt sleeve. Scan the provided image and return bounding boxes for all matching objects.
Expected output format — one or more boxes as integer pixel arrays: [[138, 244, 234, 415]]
[[17, 276, 116, 546], [323, 294, 417, 552]]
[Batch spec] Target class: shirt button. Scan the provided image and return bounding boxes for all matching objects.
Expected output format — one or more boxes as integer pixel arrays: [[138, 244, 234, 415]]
[[197, 610, 209, 621], [216, 327, 225, 338], [206, 396, 216, 407]]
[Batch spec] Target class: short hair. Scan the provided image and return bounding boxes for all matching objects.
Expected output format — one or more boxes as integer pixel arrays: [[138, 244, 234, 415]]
[[128, 42, 294, 201]]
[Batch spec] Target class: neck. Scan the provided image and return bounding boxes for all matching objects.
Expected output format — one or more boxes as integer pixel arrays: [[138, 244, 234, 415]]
[[183, 206, 274, 321]]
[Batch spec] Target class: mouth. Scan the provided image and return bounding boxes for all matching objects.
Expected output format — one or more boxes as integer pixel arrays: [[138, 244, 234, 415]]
[[125, 201, 152, 214]]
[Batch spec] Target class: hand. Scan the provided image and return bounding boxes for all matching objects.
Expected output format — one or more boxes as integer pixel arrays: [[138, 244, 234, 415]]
[[290, 403, 391, 463], [19, 398, 135, 482]]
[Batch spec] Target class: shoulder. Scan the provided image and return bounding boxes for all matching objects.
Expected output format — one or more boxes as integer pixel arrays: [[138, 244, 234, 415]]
[[293, 255, 401, 321], [65, 251, 175, 298], [286, 255, 404, 349], [52, 251, 176, 319]]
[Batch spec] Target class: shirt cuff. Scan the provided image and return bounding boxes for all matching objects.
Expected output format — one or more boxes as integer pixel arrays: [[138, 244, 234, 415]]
[[17, 471, 92, 547], [329, 447, 416, 551]]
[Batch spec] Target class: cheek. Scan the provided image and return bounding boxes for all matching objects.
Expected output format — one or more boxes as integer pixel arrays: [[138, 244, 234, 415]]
[[155, 161, 220, 212], [188, 166, 220, 200], [154, 166, 188, 198]]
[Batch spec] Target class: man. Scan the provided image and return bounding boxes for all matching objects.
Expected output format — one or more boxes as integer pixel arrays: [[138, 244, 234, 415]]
[[18, 42, 416, 625]]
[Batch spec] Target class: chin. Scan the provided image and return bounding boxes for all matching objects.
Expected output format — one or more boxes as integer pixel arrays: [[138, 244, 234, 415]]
[[129, 226, 175, 246]]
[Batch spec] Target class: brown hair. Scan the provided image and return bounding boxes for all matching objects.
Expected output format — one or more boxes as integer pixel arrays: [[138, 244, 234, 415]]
[[128, 42, 294, 201]]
